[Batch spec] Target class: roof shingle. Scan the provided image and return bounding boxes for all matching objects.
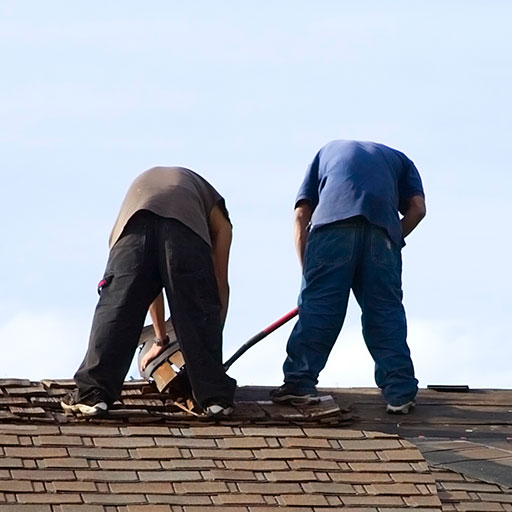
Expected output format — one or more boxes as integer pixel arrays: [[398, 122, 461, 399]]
[[0, 379, 511, 511]]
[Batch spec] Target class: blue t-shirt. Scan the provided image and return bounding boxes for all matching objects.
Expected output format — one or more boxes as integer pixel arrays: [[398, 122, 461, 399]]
[[296, 140, 424, 246]]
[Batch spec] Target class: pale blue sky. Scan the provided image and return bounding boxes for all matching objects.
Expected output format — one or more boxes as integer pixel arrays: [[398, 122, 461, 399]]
[[1, 1, 510, 389]]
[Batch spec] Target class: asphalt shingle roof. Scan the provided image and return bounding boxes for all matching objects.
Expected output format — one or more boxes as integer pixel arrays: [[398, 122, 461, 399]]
[[1, 379, 511, 511]]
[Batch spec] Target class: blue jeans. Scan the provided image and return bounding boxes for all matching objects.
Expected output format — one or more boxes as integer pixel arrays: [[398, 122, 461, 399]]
[[283, 218, 418, 406]]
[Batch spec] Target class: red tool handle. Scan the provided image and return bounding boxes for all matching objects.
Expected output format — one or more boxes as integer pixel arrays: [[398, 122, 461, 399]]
[[223, 307, 299, 370], [262, 307, 299, 335]]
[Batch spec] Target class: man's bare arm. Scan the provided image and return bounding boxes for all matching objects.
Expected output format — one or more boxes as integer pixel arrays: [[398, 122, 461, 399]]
[[149, 291, 166, 340], [294, 200, 314, 268], [209, 205, 233, 327], [401, 195, 426, 238], [140, 292, 167, 371]]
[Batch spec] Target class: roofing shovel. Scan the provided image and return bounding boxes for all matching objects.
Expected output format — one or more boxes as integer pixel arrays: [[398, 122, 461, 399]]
[[137, 307, 299, 409]]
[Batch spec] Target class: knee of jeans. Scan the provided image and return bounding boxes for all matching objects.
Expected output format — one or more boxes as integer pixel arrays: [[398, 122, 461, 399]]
[[295, 314, 343, 342]]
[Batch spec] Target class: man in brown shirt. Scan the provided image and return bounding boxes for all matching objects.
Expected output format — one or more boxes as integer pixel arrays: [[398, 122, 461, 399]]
[[61, 167, 237, 417]]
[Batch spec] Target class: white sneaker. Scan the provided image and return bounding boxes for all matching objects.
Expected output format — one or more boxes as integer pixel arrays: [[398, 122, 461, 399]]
[[386, 400, 415, 414], [61, 394, 108, 417], [205, 404, 234, 417]]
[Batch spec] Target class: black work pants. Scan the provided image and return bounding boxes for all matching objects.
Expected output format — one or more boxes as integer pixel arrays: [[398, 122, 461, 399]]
[[73, 210, 236, 409]]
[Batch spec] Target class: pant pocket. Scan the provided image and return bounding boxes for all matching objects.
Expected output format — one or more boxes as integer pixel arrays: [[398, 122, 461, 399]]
[[306, 226, 356, 267], [106, 227, 146, 275]]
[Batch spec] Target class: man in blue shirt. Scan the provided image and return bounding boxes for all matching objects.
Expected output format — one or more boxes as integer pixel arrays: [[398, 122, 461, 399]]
[[271, 140, 426, 413]]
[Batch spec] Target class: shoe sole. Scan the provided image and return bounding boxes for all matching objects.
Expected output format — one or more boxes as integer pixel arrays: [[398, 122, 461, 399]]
[[61, 401, 108, 417], [271, 394, 320, 406]]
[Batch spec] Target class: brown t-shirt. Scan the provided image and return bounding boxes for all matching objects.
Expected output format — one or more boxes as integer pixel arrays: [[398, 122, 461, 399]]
[[109, 166, 228, 248]]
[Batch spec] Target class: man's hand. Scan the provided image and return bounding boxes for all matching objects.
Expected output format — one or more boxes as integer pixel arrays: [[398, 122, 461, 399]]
[[294, 200, 314, 268], [209, 205, 233, 327], [140, 342, 166, 372], [401, 195, 426, 238]]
